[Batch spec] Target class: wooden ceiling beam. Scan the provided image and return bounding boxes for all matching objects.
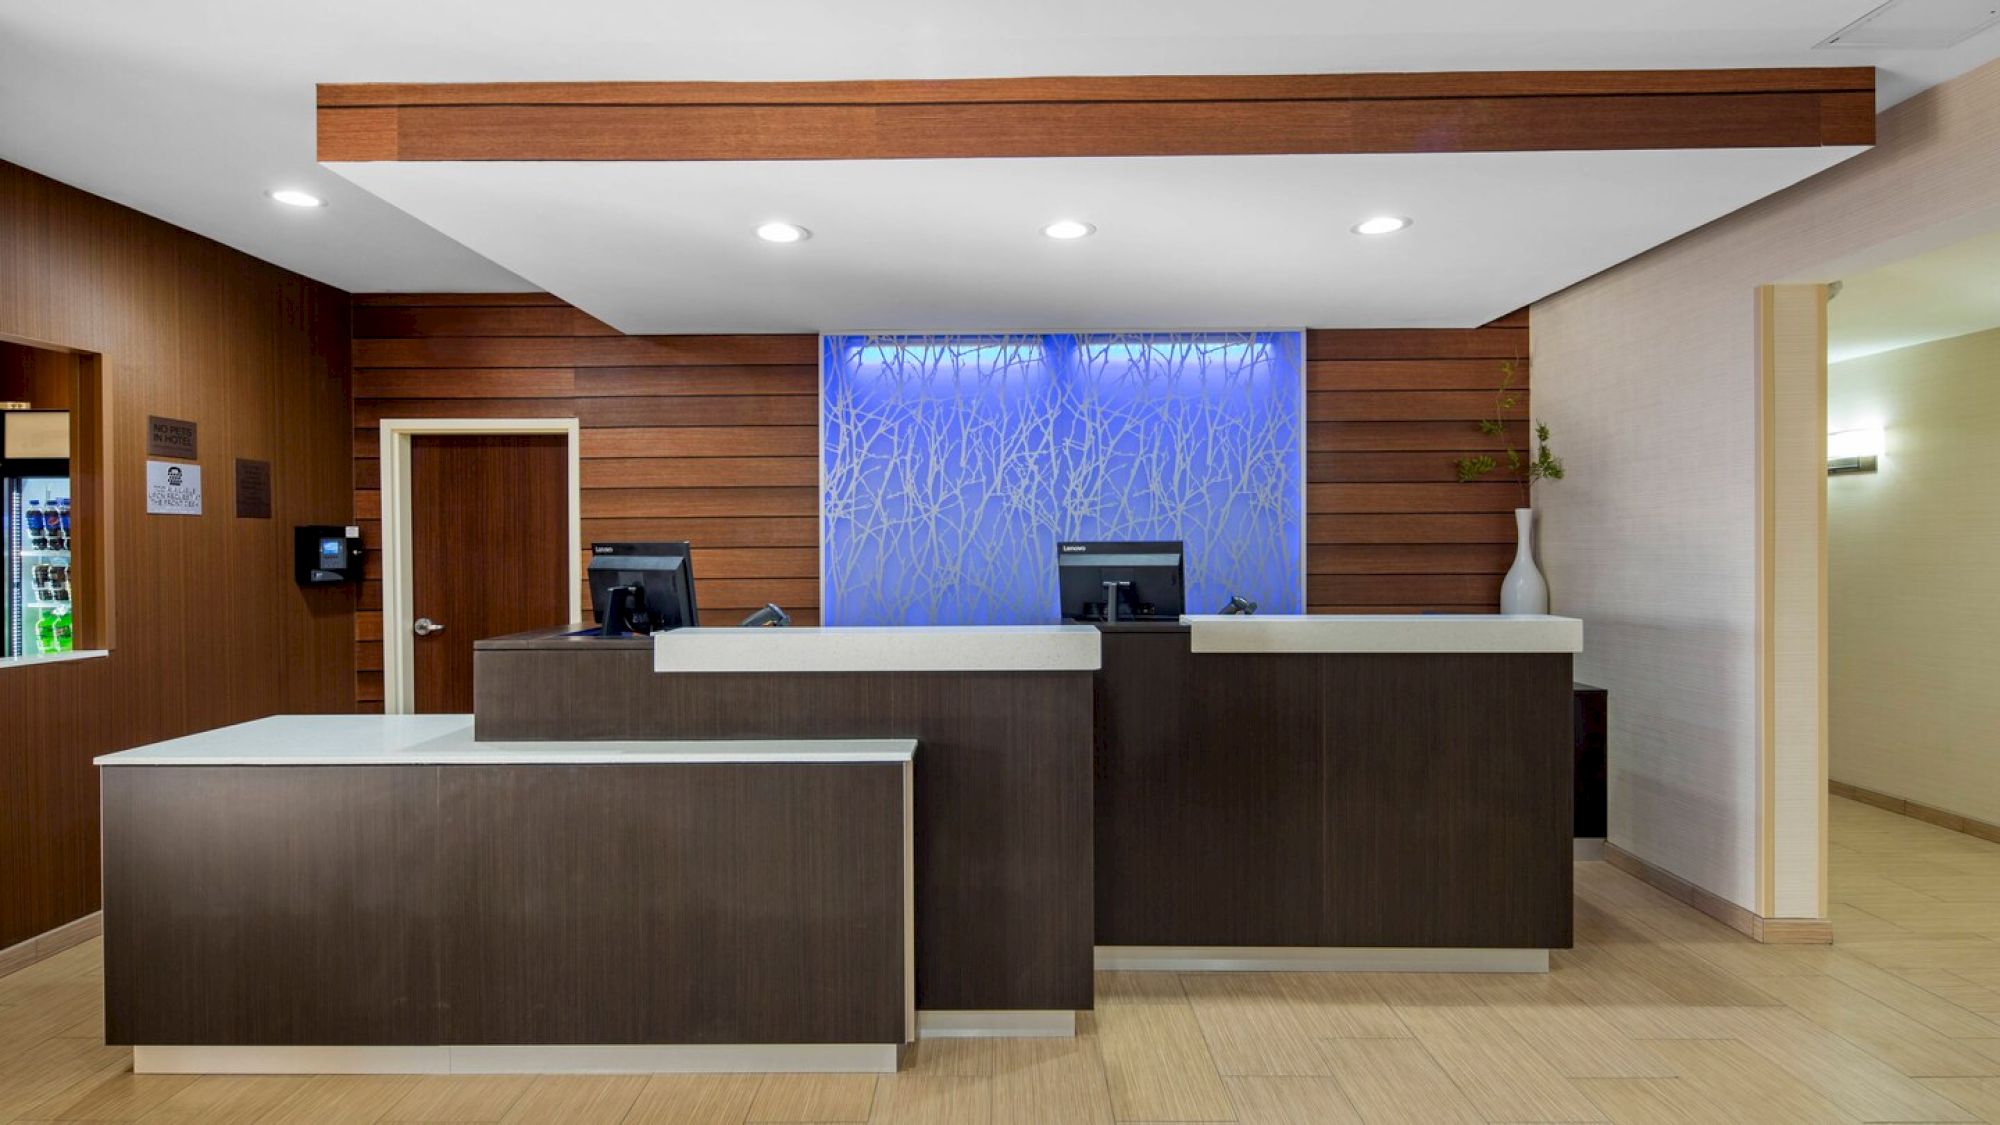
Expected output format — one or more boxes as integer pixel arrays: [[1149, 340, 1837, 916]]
[[318, 68, 1875, 162]]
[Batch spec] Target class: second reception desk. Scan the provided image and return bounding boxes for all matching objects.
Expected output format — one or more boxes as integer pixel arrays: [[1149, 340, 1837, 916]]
[[475, 624, 1100, 1022]]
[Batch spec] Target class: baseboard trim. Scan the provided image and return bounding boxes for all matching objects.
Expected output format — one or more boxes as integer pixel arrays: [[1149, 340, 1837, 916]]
[[1093, 946, 1549, 973], [0, 911, 102, 980], [1601, 844, 1830, 945], [134, 1042, 900, 1075], [916, 1010, 1076, 1039], [1831, 780, 2000, 847]]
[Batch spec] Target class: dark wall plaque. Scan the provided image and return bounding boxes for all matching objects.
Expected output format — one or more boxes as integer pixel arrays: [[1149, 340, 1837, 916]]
[[235, 459, 271, 519], [147, 416, 198, 460]]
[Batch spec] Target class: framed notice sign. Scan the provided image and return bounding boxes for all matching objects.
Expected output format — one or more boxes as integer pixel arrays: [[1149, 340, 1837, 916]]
[[147, 416, 198, 460], [146, 460, 202, 516], [235, 458, 272, 519]]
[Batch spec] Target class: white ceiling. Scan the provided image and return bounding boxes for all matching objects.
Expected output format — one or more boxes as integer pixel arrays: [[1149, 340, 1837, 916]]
[[1830, 225, 2000, 362], [3, 1, 2000, 304], [335, 149, 1860, 333]]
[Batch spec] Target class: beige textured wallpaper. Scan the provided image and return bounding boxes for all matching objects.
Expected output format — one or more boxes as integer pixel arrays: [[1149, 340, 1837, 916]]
[[1829, 327, 2000, 829], [1532, 56, 2000, 913]]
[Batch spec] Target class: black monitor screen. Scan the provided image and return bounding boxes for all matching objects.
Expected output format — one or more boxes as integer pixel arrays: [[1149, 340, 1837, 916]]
[[1057, 540, 1184, 623], [588, 542, 699, 634]]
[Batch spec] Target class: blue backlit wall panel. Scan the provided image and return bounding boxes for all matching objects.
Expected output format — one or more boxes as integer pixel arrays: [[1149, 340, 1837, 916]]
[[822, 332, 1304, 626]]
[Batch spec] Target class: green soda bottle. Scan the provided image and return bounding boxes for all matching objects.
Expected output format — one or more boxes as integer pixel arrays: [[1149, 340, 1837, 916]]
[[35, 608, 56, 654], [52, 607, 73, 652]]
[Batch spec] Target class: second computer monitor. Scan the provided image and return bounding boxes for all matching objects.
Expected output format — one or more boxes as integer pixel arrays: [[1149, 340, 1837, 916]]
[[588, 542, 699, 634], [1057, 540, 1185, 623]]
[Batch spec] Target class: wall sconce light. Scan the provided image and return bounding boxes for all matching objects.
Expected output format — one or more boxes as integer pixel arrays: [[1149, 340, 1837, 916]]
[[1827, 426, 1883, 475]]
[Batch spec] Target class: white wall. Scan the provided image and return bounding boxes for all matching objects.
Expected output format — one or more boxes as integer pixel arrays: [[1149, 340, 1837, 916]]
[[1829, 327, 2000, 828], [1531, 56, 2000, 913]]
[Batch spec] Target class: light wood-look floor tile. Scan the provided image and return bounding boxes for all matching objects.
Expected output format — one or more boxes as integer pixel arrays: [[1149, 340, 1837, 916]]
[[1741, 971, 2000, 1077], [1921, 1076, 2000, 1122], [132, 1076, 301, 1124], [1707, 1005, 1979, 1121], [620, 1074, 762, 1125], [1367, 975, 1604, 1122], [1572, 1076, 1740, 1124], [496, 1074, 647, 1123], [1458, 972, 1679, 1079], [17, 1066, 194, 1122], [986, 1036, 1113, 1125], [259, 1075, 423, 1123], [864, 1075, 986, 1125], [1092, 972, 1233, 1122], [1644, 1039, 1863, 1125], [378, 1075, 533, 1122], [744, 1075, 877, 1123], [1316, 1037, 1482, 1125], [1220, 1075, 1362, 1124], [1177, 974, 1334, 1076]]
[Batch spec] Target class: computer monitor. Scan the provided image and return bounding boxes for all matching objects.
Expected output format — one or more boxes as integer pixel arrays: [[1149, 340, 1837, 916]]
[[1057, 540, 1185, 623], [588, 542, 698, 635]]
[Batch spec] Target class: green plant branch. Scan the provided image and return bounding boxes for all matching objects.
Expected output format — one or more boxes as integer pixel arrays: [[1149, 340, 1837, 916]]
[[1453, 359, 1564, 507]]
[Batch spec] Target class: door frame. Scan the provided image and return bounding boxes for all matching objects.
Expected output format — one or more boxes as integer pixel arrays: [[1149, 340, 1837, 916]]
[[377, 418, 582, 715]]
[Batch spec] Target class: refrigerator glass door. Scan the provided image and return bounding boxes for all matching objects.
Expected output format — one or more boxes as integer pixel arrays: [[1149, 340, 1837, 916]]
[[8, 475, 72, 657]]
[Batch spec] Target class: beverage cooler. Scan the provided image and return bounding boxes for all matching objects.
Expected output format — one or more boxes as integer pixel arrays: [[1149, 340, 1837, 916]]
[[3, 409, 73, 658]]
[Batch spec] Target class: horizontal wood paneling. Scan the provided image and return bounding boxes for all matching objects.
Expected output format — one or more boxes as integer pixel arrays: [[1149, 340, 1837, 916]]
[[351, 303, 819, 702], [1306, 320, 1529, 609], [354, 335, 815, 368], [579, 457, 816, 489], [355, 300, 1530, 687], [0, 159, 354, 951], [582, 425, 818, 458], [319, 70, 1873, 162]]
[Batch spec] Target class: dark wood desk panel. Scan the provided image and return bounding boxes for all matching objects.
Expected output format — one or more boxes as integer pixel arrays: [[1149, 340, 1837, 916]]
[[104, 759, 908, 1049], [475, 645, 1094, 1012], [103, 767, 443, 1046], [1095, 633, 1573, 951], [439, 764, 905, 1045], [1095, 629, 1324, 945], [1319, 654, 1573, 948]]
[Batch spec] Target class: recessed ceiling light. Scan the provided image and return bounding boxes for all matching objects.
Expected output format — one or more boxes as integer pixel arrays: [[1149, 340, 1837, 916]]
[[267, 189, 326, 208], [756, 221, 811, 244], [1041, 220, 1095, 240], [1352, 216, 1411, 236]]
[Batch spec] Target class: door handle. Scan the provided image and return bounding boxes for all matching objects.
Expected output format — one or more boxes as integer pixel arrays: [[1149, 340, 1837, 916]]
[[413, 617, 445, 637]]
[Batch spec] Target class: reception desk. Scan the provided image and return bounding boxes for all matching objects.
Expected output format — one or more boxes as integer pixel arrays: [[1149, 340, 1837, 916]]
[[98, 716, 916, 1073], [474, 624, 1100, 1030], [1095, 614, 1581, 970]]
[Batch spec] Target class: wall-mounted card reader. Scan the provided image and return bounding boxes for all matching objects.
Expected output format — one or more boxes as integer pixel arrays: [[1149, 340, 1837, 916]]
[[295, 525, 364, 585]]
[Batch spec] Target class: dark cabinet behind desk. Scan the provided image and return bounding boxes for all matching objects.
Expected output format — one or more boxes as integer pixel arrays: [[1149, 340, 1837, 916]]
[[475, 636, 1094, 1014], [1095, 624, 1574, 950]]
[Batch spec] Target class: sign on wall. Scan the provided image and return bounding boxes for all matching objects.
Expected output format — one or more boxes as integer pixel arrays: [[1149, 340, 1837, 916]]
[[146, 416, 198, 460], [235, 458, 272, 519], [145, 460, 202, 516]]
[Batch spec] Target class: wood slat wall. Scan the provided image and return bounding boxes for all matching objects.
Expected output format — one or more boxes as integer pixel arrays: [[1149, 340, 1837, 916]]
[[1305, 316, 1530, 614], [352, 301, 1528, 706], [350, 297, 819, 708], [0, 159, 355, 950]]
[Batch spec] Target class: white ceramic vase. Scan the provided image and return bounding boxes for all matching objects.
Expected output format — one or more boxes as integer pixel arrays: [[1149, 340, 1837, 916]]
[[1500, 506, 1549, 615]]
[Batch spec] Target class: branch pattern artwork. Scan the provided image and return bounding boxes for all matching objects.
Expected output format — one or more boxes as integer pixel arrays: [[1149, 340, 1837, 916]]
[[822, 332, 1304, 625]]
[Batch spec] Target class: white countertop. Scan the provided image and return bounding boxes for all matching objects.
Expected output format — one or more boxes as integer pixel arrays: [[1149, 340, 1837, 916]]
[[1183, 614, 1583, 654], [94, 714, 916, 767], [655, 624, 1102, 674]]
